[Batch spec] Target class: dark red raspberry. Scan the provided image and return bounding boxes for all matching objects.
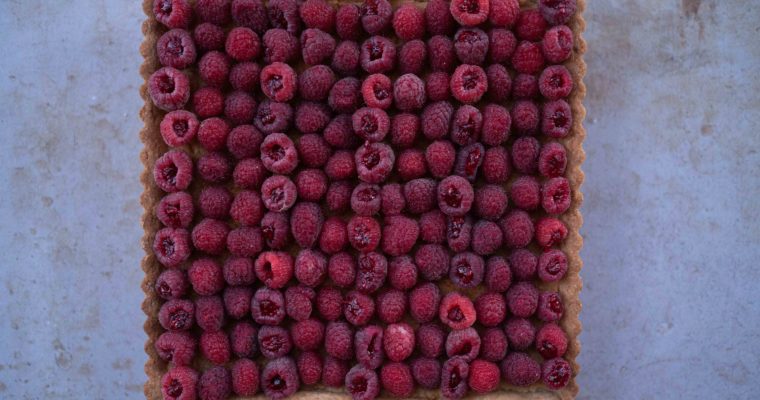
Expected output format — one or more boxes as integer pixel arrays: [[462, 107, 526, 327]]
[[200, 331, 231, 365], [156, 269, 188, 300], [403, 178, 437, 215], [415, 323, 444, 358], [441, 356, 470, 399], [254, 100, 293, 134], [346, 215, 379, 252], [512, 73, 539, 99], [198, 117, 230, 152], [542, 177, 571, 214], [380, 183, 406, 215], [261, 133, 298, 174], [344, 290, 375, 326], [539, 65, 574, 100], [224, 286, 254, 319], [188, 258, 224, 296], [255, 251, 294, 289], [300, 0, 335, 31], [262, 28, 299, 63], [542, 99, 573, 138], [230, 321, 258, 358], [196, 295, 226, 331], [295, 169, 328, 202], [296, 67, 335, 104], [447, 215, 474, 251], [437, 175, 474, 217], [355, 143, 395, 184], [153, 228, 192, 268], [424, 0, 454, 35], [231, 358, 260, 396], [392, 3, 425, 40], [505, 317, 536, 350], [535, 217, 568, 248], [427, 35, 455, 72], [285, 285, 316, 321], [156, 192, 194, 229], [198, 51, 231, 87], [331, 40, 361, 76], [196, 0, 231, 25], [352, 107, 390, 142], [445, 327, 481, 361], [439, 292, 476, 330], [157, 29, 197, 70], [502, 352, 541, 386], [512, 41, 545, 74], [480, 328, 508, 362], [252, 287, 286, 325], [450, 65, 488, 104], [161, 366, 198, 400], [398, 40, 427, 75], [536, 322, 568, 358], [510, 249, 538, 280], [227, 124, 263, 159], [295, 102, 332, 135], [485, 64, 512, 102], [542, 357, 572, 390], [489, 0, 519, 26], [320, 219, 349, 255], [410, 357, 441, 390], [543, 25, 574, 63], [481, 104, 511, 146], [383, 323, 415, 362], [297, 351, 323, 385], [354, 324, 384, 369], [226, 27, 261, 62], [155, 331, 196, 366], [291, 318, 325, 351], [322, 356, 349, 387], [450, 251, 484, 288], [197, 151, 232, 183], [381, 362, 414, 397], [538, 249, 568, 282], [360, 36, 396, 74], [538, 141, 567, 178], [355, 251, 388, 294], [450, 0, 489, 27], [323, 115, 356, 150], [425, 72, 451, 102], [516, 9, 548, 41], [261, 175, 297, 212], [482, 146, 510, 184], [233, 158, 267, 189], [154, 0, 192, 29], [230, 190, 264, 226], [325, 321, 354, 360], [193, 23, 225, 52], [159, 299, 195, 331], [425, 140, 456, 179], [507, 281, 539, 318], [539, 0, 577, 25], [328, 77, 362, 113], [387, 256, 418, 291], [295, 248, 327, 287], [224, 91, 257, 125], [475, 185, 508, 221], [232, 0, 268, 33], [393, 73, 426, 111], [485, 256, 512, 292], [454, 28, 489, 65], [510, 175, 541, 211], [409, 282, 441, 323], [512, 137, 540, 177], [326, 180, 353, 213], [161, 110, 199, 147], [421, 101, 453, 141], [454, 142, 485, 182], [312, 286, 346, 321], [414, 244, 450, 281], [223, 257, 255, 286], [450, 105, 482, 145], [260, 62, 297, 102], [301, 28, 337, 65], [359, 0, 392, 35], [419, 210, 447, 244], [261, 357, 300, 399], [268, 0, 301, 34], [148, 67, 190, 111], [376, 289, 406, 324], [297, 134, 332, 169], [191, 218, 229, 255], [396, 149, 427, 181], [346, 365, 380, 400], [336, 4, 362, 40], [475, 292, 507, 327], [350, 183, 381, 216], [361, 74, 393, 110], [468, 360, 500, 393]]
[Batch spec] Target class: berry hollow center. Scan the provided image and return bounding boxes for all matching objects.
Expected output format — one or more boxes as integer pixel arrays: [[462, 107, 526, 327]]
[[367, 334, 378, 356], [373, 85, 389, 100], [464, 147, 482, 176], [455, 341, 472, 355], [447, 306, 464, 322], [173, 120, 189, 136], [458, 0, 480, 14], [552, 111, 568, 128], [443, 186, 463, 208], [462, 71, 479, 90], [361, 148, 381, 169], [162, 165, 178, 185], [549, 296, 563, 313], [270, 376, 286, 391], [349, 377, 368, 393], [262, 225, 275, 241], [166, 379, 183, 397], [455, 262, 473, 284], [169, 310, 190, 329], [166, 37, 185, 57], [539, 341, 557, 358], [547, 364, 570, 386], [457, 30, 479, 44], [352, 225, 371, 247], [262, 335, 284, 352], [157, 74, 176, 94], [357, 187, 378, 202], [449, 367, 462, 388], [157, 282, 172, 297], [361, 114, 378, 135], [361, 0, 379, 16], [266, 144, 286, 161], [368, 42, 384, 61], [260, 299, 279, 316], [267, 75, 284, 93], [448, 217, 464, 239], [161, 238, 176, 257]]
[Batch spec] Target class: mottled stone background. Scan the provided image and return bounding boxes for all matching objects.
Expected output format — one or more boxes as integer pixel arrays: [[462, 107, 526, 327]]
[[0, 0, 758, 399]]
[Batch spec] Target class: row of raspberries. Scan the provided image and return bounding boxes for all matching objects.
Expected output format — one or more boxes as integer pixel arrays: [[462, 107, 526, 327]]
[[147, 0, 578, 398]]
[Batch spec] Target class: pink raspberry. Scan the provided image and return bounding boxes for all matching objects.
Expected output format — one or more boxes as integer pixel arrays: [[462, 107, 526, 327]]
[[322, 356, 349, 387], [261, 357, 300, 399], [260, 62, 297, 102], [285, 285, 316, 321], [425, 140, 456, 179], [414, 244, 450, 281], [450, 0, 489, 27], [383, 323, 415, 362], [542, 177, 571, 214], [196, 295, 225, 331], [437, 175, 474, 217], [295, 248, 327, 287], [314, 285, 343, 320], [360, 36, 396, 74], [398, 40, 427, 75], [512, 41, 545, 74], [225, 27, 260, 61], [393, 73, 426, 111], [409, 282, 442, 323], [376, 289, 407, 324], [388, 114, 419, 149], [298, 65, 336, 102], [489, 0, 519, 26], [254, 251, 294, 289], [393, 4, 425, 41], [155, 331, 196, 366], [153, 0, 192, 29], [153, 227, 191, 268], [192, 87, 224, 119], [361, 74, 392, 109], [320, 219, 349, 255], [450, 105, 482, 146], [352, 107, 390, 142], [454, 142, 485, 182], [475, 185, 508, 221], [359, 0, 392, 35], [230, 189, 263, 226], [223, 257, 255, 286], [441, 356, 470, 399], [507, 281, 539, 318], [336, 4, 362, 40], [223, 286, 254, 319], [198, 51, 231, 87], [542, 99, 573, 138], [200, 331, 231, 365], [198, 117, 230, 151], [325, 321, 354, 360], [295, 101, 332, 134], [387, 256, 418, 291], [475, 291, 507, 327], [482, 146, 510, 184], [267, 0, 301, 34], [159, 299, 194, 331], [297, 351, 323, 385], [425, 0, 454, 36], [411, 357, 441, 390], [419, 210, 447, 244], [510, 248, 538, 280], [345, 365, 380, 400], [447, 215, 472, 252], [195, 0, 231, 25], [188, 258, 224, 295], [161, 366, 198, 400], [344, 290, 375, 326], [231, 358, 260, 396], [404, 178, 437, 214], [254, 100, 293, 134], [325, 150, 357, 181], [323, 115, 356, 150], [299, 0, 335, 31], [516, 9, 548, 41], [512, 75, 538, 101], [232, 0, 268, 33], [252, 287, 286, 325], [421, 101, 454, 141], [331, 40, 361, 76], [446, 327, 481, 361], [538, 249, 568, 282], [485, 256, 512, 292], [380, 364, 415, 398], [539, 0, 577, 25], [509, 175, 540, 211], [355, 142, 395, 184], [539, 141, 568, 178], [380, 183, 406, 215], [297, 133, 332, 168], [512, 136, 540, 174], [350, 183, 381, 216], [450, 64, 488, 104], [539, 65, 574, 100], [536, 322, 568, 359], [486, 64, 512, 102], [290, 202, 324, 248], [535, 217, 568, 248], [346, 215, 381, 252], [227, 124, 263, 159], [472, 220, 503, 255], [262, 28, 299, 63], [425, 72, 451, 101], [301, 28, 337, 65], [396, 149, 427, 181], [233, 158, 267, 190], [155, 269, 188, 300], [450, 251, 484, 288], [193, 23, 225, 52], [192, 218, 229, 255], [454, 28, 489, 65], [469, 360, 501, 394], [291, 318, 325, 351], [328, 77, 362, 113], [480, 328, 508, 362], [157, 29, 197, 70], [326, 180, 353, 213], [416, 323, 445, 358], [480, 104, 511, 146], [295, 168, 328, 202], [505, 317, 536, 350], [261, 175, 297, 212], [502, 352, 541, 386], [487, 30, 516, 65], [543, 25, 574, 63], [354, 324, 385, 369], [230, 321, 258, 358], [427, 35, 455, 72], [355, 251, 388, 294], [261, 133, 298, 174], [542, 357, 572, 390], [197, 151, 232, 183], [224, 90, 257, 125], [148, 67, 190, 111], [439, 292, 476, 330]]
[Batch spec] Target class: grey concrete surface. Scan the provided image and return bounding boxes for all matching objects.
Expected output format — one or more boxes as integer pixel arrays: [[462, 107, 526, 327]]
[[0, 0, 758, 399]]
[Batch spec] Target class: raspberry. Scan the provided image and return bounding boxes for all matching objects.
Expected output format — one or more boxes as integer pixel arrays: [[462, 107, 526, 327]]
[[153, 228, 191, 268], [285, 285, 316, 321], [198, 118, 230, 152], [359, 0, 392, 35], [360, 36, 396, 74], [410, 357, 441, 390], [450, 0, 489, 27], [439, 292, 476, 330], [352, 107, 390, 142], [380, 183, 406, 215], [512, 136, 540, 175], [512, 41, 545, 74], [313, 285, 343, 320], [325, 321, 354, 360], [230, 190, 264, 226], [322, 356, 349, 387], [230, 321, 258, 358], [480, 328, 508, 362], [391, 4, 425, 41], [425, 72, 451, 102], [535, 217, 568, 248], [336, 4, 362, 40], [450, 65, 488, 104], [295, 248, 327, 286], [454, 142, 485, 181], [226, 27, 261, 62], [295, 102, 331, 134], [261, 62, 297, 102], [331, 41, 362, 76], [542, 99, 573, 138], [538, 249, 568, 282], [297, 134, 332, 168], [489, 30, 517, 66], [326, 180, 353, 212], [450, 105, 482, 145], [200, 331, 231, 365], [296, 351, 323, 385], [345, 215, 379, 252], [424, 0, 454, 36], [539, 0, 577, 25], [512, 73, 539, 99], [479, 104, 511, 146], [262, 357, 300, 399], [387, 256, 418, 291], [291, 318, 324, 351], [301, 28, 337, 65], [261, 175, 297, 212], [539, 65, 573, 100], [380, 362, 414, 397], [421, 101, 453, 141], [195, 295, 225, 331], [469, 360, 500, 394], [295, 169, 328, 202], [252, 287, 286, 325], [157, 29, 197, 70], [396, 149, 427, 181], [510, 175, 541, 210], [156, 269, 188, 300], [454, 28, 489, 65], [320, 219, 349, 255], [346, 365, 380, 400], [299, 0, 335, 31], [154, 0, 192, 29], [268, 0, 301, 34], [191, 218, 229, 255], [361, 74, 393, 110], [393, 73, 426, 111], [355, 143, 395, 184], [445, 327, 481, 361], [441, 356, 470, 399], [233, 158, 267, 190], [538, 142, 567, 178], [543, 25, 574, 63], [159, 299, 195, 331], [198, 51, 231, 87], [354, 325, 384, 369], [224, 286, 254, 319], [344, 290, 375, 326], [262, 28, 299, 63], [328, 77, 362, 113], [510, 249, 538, 280], [188, 258, 224, 295], [232, 0, 268, 33], [355, 251, 388, 294], [409, 282, 441, 323], [447, 216, 472, 252], [148, 67, 190, 111], [516, 9, 548, 41], [197, 151, 232, 183], [482, 146, 511, 184], [425, 140, 456, 179], [475, 291, 507, 327], [427, 35, 455, 72], [350, 183, 381, 216], [489, 0, 519, 26], [414, 244, 450, 281], [474, 185, 508, 221], [193, 23, 225, 52], [255, 251, 294, 289], [376, 289, 406, 324], [261, 133, 298, 174], [536, 322, 568, 358], [502, 352, 541, 386], [450, 251, 484, 288], [231, 358, 260, 396], [224, 91, 257, 125], [437, 175, 474, 217], [413, 323, 444, 358], [485, 64, 512, 102], [419, 210, 447, 244], [485, 256, 512, 292], [298, 66, 336, 102], [383, 323, 415, 362], [161, 366, 198, 400], [254, 100, 293, 134], [398, 40, 427, 75], [196, 0, 231, 25], [192, 87, 224, 119], [542, 357, 572, 390], [403, 178, 437, 215], [505, 317, 536, 350], [507, 281, 539, 318], [155, 331, 196, 366], [227, 125, 263, 160], [323, 116, 356, 151], [542, 177, 571, 214]]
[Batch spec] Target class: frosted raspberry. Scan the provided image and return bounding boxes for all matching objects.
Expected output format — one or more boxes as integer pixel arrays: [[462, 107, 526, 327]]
[[198, 117, 229, 152], [542, 99, 573, 138], [328, 77, 362, 113], [187, 258, 224, 296], [537, 289, 565, 323], [298, 65, 336, 102], [479, 105, 511, 147], [260, 133, 298, 174], [450, 0, 489, 27], [295, 102, 331, 135], [233, 158, 267, 190], [252, 287, 286, 325], [157, 29, 197, 69], [227, 124, 263, 159], [500, 210, 534, 248], [543, 25, 574, 63], [285, 285, 316, 321], [361, 74, 393, 110], [326, 150, 357, 181], [445, 327, 481, 361], [325, 321, 354, 360], [441, 356, 470, 399], [261, 175, 297, 212], [516, 9, 548, 41], [352, 107, 390, 142], [148, 67, 190, 111], [322, 116, 355, 151], [542, 357, 572, 390], [469, 360, 500, 393], [224, 286, 254, 319], [232, 0, 268, 33], [505, 317, 536, 350], [485, 256, 512, 292], [425, 140, 456, 179], [489, 0, 519, 26], [381, 215, 418, 257], [398, 40, 427, 75], [538, 249, 568, 282], [539, 141, 567, 178], [437, 175, 474, 217], [454, 28, 489, 65], [198, 51, 230, 87], [331, 40, 361, 76], [427, 35, 455, 72], [193, 23, 225, 52], [410, 357, 441, 390], [487, 29, 516, 65], [261, 357, 300, 399], [539, 65, 574, 100], [480, 328, 508, 362], [359, 0, 392, 35], [157, 192, 194, 229], [512, 41, 545, 74], [507, 281, 539, 318], [344, 290, 375, 326], [536, 323, 568, 359], [421, 101, 454, 141], [230, 321, 258, 358], [223, 257, 255, 286], [354, 325, 384, 369], [509, 249, 537, 281], [447, 215, 472, 252], [191, 218, 229, 255], [195, 0, 231, 24], [482, 146, 510, 184], [196, 295, 225, 331], [425, 0, 454, 36], [535, 217, 568, 248], [254, 251, 294, 289], [297, 351, 323, 385], [376, 289, 407, 324], [484, 64, 512, 102], [454, 142, 485, 182], [320, 219, 349, 255], [290, 202, 324, 248], [295, 169, 328, 202], [159, 299, 194, 332], [260, 62, 297, 102], [360, 36, 396, 74], [512, 135, 540, 174], [394, 73, 426, 111], [382, 323, 415, 362], [161, 366, 198, 400], [472, 220, 503, 255], [355, 251, 388, 294], [393, 4, 425, 40], [267, 0, 301, 34], [197, 151, 232, 183], [200, 331, 231, 365], [439, 292, 476, 330], [450, 105, 482, 146], [502, 352, 541, 386], [254, 100, 293, 134], [297, 134, 332, 168], [156, 269, 188, 300], [451, 64, 488, 104], [301, 28, 336, 65], [474, 185, 507, 221], [542, 177, 571, 214], [416, 323, 445, 358], [414, 244, 449, 281], [263, 28, 299, 63], [345, 215, 379, 252], [418, 210, 446, 244], [299, 0, 335, 31], [450, 252, 484, 289], [380, 362, 414, 397], [226, 226, 264, 257], [425, 72, 451, 102], [231, 358, 260, 396], [509, 176, 540, 211], [380, 183, 406, 215], [396, 149, 427, 181], [355, 142, 395, 184], [326, 180, 353, 213], [322, 356, 349, 387], [154, 0, 192, 29], [155, 331, 196, 366], [350, 183, 381, 216], [291, 318, 324, 351], [225, 90, 257, 125], [539, 0, 577, 25], [192, 87, 224, 119], [336, 4, 362, 40], [409, 282, 441, 323], [294, 248, 327, 287], [226, 27, 261, 62], [404, 178, 437, 214], [387, 256, 417, 291], [476, 291, 508, 326], [345, 365, 380, 400]]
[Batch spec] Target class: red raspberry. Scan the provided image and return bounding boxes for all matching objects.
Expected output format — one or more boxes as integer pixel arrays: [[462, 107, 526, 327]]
[[155, 331, 196, 366], [421, 101, 454, 141], [350, 183, 381, 216], [261, 133, 298, 174], [489, 0, 519, 27], [225, 27, 260, 62], [454, 142, 485, 181], [196, 0, 231, 25], [355, 143, 395, 184], [224, 286, 254, 319], [193, 23, 225, 52], [441, 356, 470, 399], [424, 0, 454, 35], [539, 0, 577, 25], [396, 149, 427, 181], [326, 181, 353, 213], [260, 62, 297, 102], [159, 299, 195, 331], [535, 217, 568, 248], [485, 256, 512, 292], [475, 291, 507, 327], [439, 292, 476, 330], [188, 258, 224, 296], [232, 0, 268, 33], [291, 318, 325, 351], [516, 9, 548, 41], [254, 251, 294, 289], [481, 104, 511, 146], [480, 327, 508, 362], [233, 158, 267, 189], [411, 357, 441, 389], [398, 40, 427, 75], [505, 317, 536, 350], [482, 146, 510, 184], [542, 357, 572, 390], [469, 359, 500, 393], [254, 100, 293, 134], [230, 189, 263, 226], [312, 286, 345, 321], [299, 0, 335, 31], [450, 251, 485, 288], [512, 140, 540, 181], [224, 91, 257, 125], [393, 73, 426, 111], [536, 322, 568, 358], [352, 107, 390, 142], [375, 288, 406, 324], [198, 51, 231, 87], [322, 356, 349, 387], [161, 110, 199, 147], [198, 117, 230, 152], [409, 282, 441, 323], [414, 323, 444, 358], [445, 327, 481, 361], [419, 210, 447, 244], [320, 219, 349, 255], [450, 0, 489, 27], [200, 331, 231, 365], [297, 133, 332, 168], [295, 169, 328, 202], [512, 75, 538, 101], [361, 74, 393, 110], [539, 65, 574, 100], [191, 218, 229, 255], [344, 290, 375, 326], [295, 101, 332, 134], [261, 357, 300, 399], [295, 248, 327, 287], [502, 352, 541, 386], [267, 0, 301, 34], [285, 285, 316, 321], [230, 321, 258, 358], [331, 40, 361, 76], [359, 0, 392, 35], [196, 295, 226, 331], [197, 151, 232, 183], [323, 115, 356, 150], [414, 244, 450, 281], [231, 358, 260, 396], [298, 65, 336, 102], [404, 178, 437, 214], [161, 366, 198, 400], [383, 323, 415, 362], [510, 175, 540, 211], [290, 202, 324, 248], [512, 41, 545, 74], [346, 215, 380, 252], [336, 4, 362, 40], [437, 175, 474, 217], [425, 72, 451, 102], [448, 219, 474, 256], [381, 362, 414, 397], [227, 124, 263, 159], [148, 67, 190, 111], [393, 4, 425, 41], [425, 140, 456, 179], [252, 287, 286, 325], [542, 99, 573, 138], [360, 36, 396, 74], [328, 77, 362, 113], [454, 28, 489, 65], [542, 177, 571, 214], [261, 175, 297, 212], [485, 64, 512, 102], [543, 25, 574, 63], [450, 65, 488, 104], [346, 365, 380, 400], [427, 35, 455, 72], [325, 321, 354, 360], [510, 248, 538, 280], [354, 324, 384, 369], [157, 29, 197, 70], [507, 281, 539, 318], [355, 251, 388, 294], [475, 185, 508, 221], [539, 141, 567, 178], [297, 351, 323, 385], [156, 269, 188, 300], [301, 28, 337, 65], [154, 0, 192, 29], [538, 249, 568, 282], [387, 256, 418, 291], [153, 227, 191, 268], [223, 257, 255, 286], [262, 28, 299, 63], [450, 105, 482, 145]]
